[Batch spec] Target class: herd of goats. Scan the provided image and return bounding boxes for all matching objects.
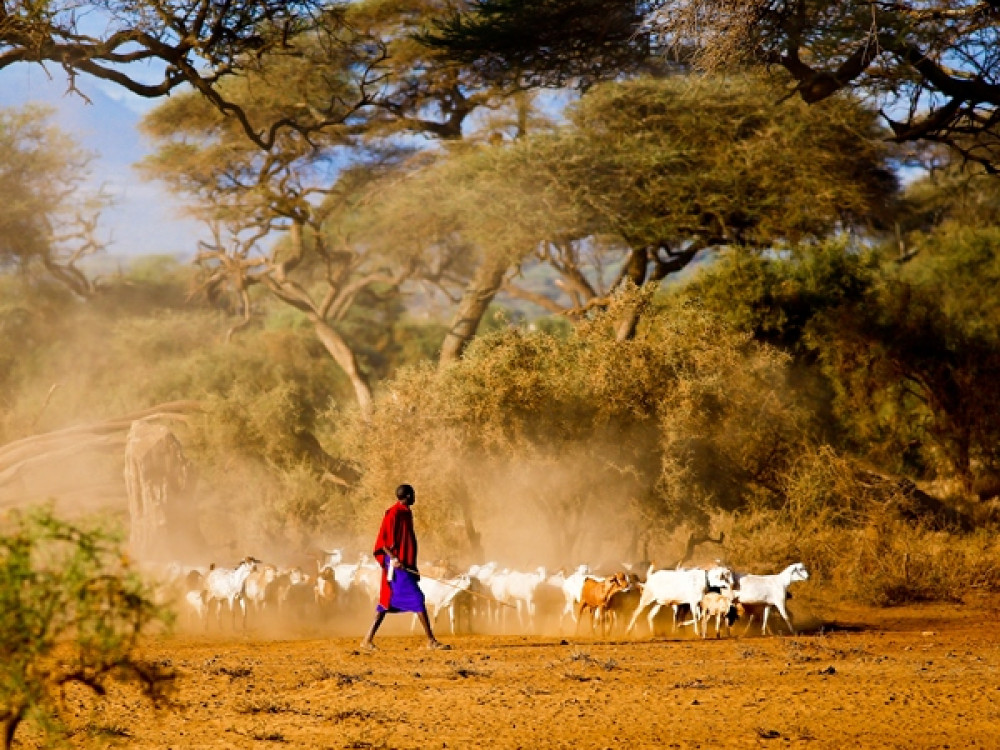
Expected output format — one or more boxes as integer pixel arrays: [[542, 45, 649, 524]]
[[151, 550, 811, 640]]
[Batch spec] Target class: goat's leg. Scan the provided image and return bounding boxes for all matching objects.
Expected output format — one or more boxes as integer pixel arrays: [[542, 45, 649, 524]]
[[690, 602, 702, 638], [575, 603, 587, 635], [626, 594, 652, 635], [563, 598, 580, 633], [647, 602, 662, 636], [774, 600, 796, 635]]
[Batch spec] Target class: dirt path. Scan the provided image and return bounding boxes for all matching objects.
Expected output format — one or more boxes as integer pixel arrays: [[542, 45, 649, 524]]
[[40, 595, 1000, 749]]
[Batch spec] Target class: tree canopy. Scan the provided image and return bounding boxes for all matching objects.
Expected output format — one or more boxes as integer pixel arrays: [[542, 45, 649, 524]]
[[420, 0, 1000, 172], [350, 74, 898, 325], [350, 292, 806, 560], [0, 0, 386, 149], [0, 104, 107, 296], [650, 0, 1000, 172], [420, 0, 661, 89]]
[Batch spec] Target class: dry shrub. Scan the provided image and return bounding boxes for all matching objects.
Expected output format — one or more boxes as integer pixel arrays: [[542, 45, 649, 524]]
[[722, 443, 1000, 605], [338, 295, 808, 563], [845, 521, 1000, 605], [778, 445, 963, 527], [725, 507, 1000, 607]]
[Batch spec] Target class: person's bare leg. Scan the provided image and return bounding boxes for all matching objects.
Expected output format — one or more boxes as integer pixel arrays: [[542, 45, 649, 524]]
[[417, 609, 449, 649], [361, 610, 386, 649]]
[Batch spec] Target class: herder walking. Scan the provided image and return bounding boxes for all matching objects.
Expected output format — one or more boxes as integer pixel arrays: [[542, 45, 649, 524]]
[[360, 483, 450, 651]]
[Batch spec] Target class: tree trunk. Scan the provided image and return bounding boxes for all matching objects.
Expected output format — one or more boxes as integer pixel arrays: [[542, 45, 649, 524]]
[[615, 306, 642, 342], [672, 530, 726, 568], [439, 257, 509, 365], [124, 421, 203, 561], [451, 478, 485, 563], [310, 315, 374, 416], [4, 710, 22, 750]]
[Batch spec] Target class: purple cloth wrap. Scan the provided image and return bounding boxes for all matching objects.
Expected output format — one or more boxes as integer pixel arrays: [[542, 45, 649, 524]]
[[376, 564, 426, 613]]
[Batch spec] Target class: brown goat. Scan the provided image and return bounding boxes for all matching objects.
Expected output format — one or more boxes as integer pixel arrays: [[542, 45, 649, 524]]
[[576, 573, 631, 636]]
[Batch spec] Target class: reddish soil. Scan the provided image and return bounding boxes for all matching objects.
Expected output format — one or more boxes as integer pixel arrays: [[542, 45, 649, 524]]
[[36, 594, 1000, 749]]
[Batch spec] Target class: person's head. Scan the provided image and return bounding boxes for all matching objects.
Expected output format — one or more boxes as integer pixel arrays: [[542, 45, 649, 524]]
[[396, 483, 416, 506]]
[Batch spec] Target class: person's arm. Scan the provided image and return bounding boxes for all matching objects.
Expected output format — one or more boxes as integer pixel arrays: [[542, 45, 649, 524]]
[[376, 546, 401, 567]]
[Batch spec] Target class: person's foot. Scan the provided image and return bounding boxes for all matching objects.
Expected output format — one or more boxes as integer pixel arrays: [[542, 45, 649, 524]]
[[426, 640, 451, 651], [359, 640, 378, 652]]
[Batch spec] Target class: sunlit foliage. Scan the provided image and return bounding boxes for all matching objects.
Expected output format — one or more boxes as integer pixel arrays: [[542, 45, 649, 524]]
[[352, 73, 897, 317], [343, 291, 807, 560], [0, 507, 173, 749], [0, 105, 108, 296]]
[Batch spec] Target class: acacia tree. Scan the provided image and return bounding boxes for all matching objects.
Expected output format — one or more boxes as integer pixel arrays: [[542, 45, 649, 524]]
[[139, 87, 414, 414], [420, 0, 662, 89], [0, 0, 385, 150], [683, 227, 1000, 494], [141, 0, 564, 398], [346, 0, 570, 365], [138, 6, 500, 413], [422, 0, 1000, 172], [352, 74, 897, 344], [0, 104, 108, 296], [652, 0, 1000, 173], [347, 0, 542, 142]]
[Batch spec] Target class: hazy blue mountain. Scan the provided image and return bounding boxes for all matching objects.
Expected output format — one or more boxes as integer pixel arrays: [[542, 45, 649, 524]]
[[0, 65, 204, 259]]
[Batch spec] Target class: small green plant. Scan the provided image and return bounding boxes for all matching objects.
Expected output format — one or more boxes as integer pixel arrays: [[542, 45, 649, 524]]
[[0, 506, 174, 749]]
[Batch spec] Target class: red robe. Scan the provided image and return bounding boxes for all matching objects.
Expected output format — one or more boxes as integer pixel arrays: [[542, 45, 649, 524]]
[[373, 501, 418, 609]]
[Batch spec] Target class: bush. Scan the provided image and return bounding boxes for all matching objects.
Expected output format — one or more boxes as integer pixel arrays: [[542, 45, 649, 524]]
[[338, 294, 809, 563], [0, 506, 173, 749], [723, 505, 1000, 607]]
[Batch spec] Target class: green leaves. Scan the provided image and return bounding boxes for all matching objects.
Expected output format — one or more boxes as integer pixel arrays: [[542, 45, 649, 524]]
[[419, 0, 656, 88], [0, 507, 173, 748], [349, 73, 896, 305]]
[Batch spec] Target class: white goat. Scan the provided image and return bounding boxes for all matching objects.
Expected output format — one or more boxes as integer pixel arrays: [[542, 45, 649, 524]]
[[203, 556, 260, 630], [699, 589, 738, 639], [184, 587, 208, 623], [467, 562, 500, 627], [560, 564, 593, 628], [734, 562, 809, 635], [416, 573, 472, 635], [503, 567, 548, 631], [353, 560, 382, 605], [243, 563, 278, 616], [317, 548, 343, 573], [627, 565, 734, 637], [486, 568, 514, 628]]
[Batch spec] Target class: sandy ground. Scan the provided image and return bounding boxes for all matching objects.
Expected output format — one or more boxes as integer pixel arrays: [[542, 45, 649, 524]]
[[33, 594, 1000, 749]]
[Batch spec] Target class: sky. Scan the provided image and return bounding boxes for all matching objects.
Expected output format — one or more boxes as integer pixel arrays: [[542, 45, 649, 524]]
[[0, 64, 206, 260]]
